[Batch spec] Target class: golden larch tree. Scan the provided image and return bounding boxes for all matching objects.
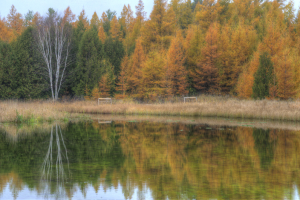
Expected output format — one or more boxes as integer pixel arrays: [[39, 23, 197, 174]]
[[142, 51, 166, 100], [91, 86, 100, 100], [195, 0, 222, 30], [191, 23, 220, 93], [135, 0, 147, 22], [115, 55, 129, 99], [76, 9, 89, 29], [110, 16, 122, 41], [62, 6, 76, 25], [165, 35, 188, 96], [236, 51, 260, 98], [98, 26, 106, 43], [98, 75, 110, 98], [90, 12, 101, 29], [277, 50, 296, 99], [7, 5, 24, 37], [127, 38, 145, 95], [0, 18, 14, 42]]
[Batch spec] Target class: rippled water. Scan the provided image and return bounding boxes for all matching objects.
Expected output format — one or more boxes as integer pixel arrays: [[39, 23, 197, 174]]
[[0, 119, 300, 200]]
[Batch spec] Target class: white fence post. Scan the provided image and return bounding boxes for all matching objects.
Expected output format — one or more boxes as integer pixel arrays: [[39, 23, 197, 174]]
[[98, 98, 112, 105], [184, 97, 197, 103]]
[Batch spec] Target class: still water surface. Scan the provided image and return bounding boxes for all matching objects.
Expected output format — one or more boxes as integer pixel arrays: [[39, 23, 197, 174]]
[[0, 119, 300, 200]]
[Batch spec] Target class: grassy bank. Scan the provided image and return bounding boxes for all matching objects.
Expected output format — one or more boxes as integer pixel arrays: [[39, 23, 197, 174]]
[[1, 96, 300, 123], [61, 97, 300, 122], [0, 101, 86, 123]]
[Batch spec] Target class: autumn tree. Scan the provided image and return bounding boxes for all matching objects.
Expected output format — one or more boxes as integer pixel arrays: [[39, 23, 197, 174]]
[[165, 35, 188, 96], [110, 16, 122, 40], [185, 25, 204, 93], [135, 0, 147, 22], [142, 51, 165, 100], [252, 52, 273, 99], [127, 38, 145, 95], [76, 9, 89, 29], [141, 0, 176, 51], [62, 6, 75, 25], [191, 23, 220, 93], [115, 55, 129, 99], [98, 74, 110, 98], [277, 50, 296, 99], [195, 0, 222, 30], [0, 19, 14, 42], [90, 12, 101, 30], [7, 5, 24, 37]]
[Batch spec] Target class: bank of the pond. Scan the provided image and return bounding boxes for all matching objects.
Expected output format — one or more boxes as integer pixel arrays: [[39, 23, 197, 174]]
[[62, 99, 300, 122], [0, 101, 88, 123], [1, 97, 300, 123]]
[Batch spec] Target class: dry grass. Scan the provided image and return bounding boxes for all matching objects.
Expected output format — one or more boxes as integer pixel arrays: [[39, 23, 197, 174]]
[[60, 96, 300, 122], [0, 100, 82, 123], [1, 96, 300, 123]]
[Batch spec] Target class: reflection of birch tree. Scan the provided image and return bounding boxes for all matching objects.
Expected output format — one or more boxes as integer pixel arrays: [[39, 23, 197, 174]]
[[40, 124, 70, 198]]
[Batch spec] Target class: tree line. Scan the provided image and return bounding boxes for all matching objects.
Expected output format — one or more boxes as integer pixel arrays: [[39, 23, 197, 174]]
[[0, 0, 299, 100]]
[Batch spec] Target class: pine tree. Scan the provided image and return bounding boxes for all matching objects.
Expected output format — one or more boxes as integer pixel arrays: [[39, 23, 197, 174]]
[[252, 52, 273, 99], [110, 16, 122, 41], [73, 28, 103, 96], [12, 26, 45, 99], [0, 40, 17, 98]]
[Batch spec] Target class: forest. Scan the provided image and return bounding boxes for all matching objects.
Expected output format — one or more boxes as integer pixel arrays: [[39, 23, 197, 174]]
[[0, 0, 299, 101]]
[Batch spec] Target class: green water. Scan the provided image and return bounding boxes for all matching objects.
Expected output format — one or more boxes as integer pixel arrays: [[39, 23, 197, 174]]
[[0, 120, 300, 199]]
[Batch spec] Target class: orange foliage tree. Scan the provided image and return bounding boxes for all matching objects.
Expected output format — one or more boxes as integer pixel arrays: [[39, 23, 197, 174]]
[[110, 16, 122, 40], [165, 35, 188, 96], [115, 55, 129, 99], [62, 6, 76, 25], [98, 75, 110, 98], [7, 5, 24, 37], [277, 50, 296, 100], [127, 38, 145, 95], [191, 23, 220, 93], [195, 0, 222, 30]]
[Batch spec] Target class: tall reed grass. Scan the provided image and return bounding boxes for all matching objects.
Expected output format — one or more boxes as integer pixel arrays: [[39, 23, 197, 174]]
[[1, 96, 300, 123]]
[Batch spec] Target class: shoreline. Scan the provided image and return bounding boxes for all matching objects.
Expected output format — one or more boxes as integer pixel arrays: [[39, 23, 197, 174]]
[[1, 97, 300, 124]]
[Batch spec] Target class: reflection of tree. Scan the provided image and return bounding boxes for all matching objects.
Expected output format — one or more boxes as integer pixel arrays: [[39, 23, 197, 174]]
[[253, 128, 275, 169], [40, 124, 70, 199]]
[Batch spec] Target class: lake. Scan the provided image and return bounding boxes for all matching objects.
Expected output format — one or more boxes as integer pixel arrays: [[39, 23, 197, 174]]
[[0, 116, 300, 200]]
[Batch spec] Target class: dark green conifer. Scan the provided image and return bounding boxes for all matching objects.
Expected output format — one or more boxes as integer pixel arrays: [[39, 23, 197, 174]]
[[252, 52, 273, 99]]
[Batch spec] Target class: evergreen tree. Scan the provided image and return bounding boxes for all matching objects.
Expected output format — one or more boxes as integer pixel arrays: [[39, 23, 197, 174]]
[[104, 36, 125, 76], [252, 52, 273, 99], [0, 40, 17, 99], [73, 28, 104, 96], [12, 26, 45, 99]]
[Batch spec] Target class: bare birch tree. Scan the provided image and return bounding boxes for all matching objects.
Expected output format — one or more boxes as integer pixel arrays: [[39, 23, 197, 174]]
[[36, 11, 72, 100]]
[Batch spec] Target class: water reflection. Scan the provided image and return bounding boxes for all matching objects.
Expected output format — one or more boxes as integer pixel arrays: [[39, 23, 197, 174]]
[[0, 121, 300, 199], [40, 124, 70, 199]]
